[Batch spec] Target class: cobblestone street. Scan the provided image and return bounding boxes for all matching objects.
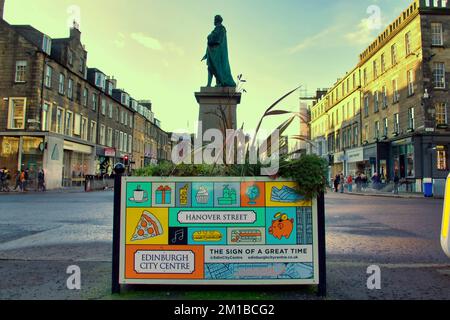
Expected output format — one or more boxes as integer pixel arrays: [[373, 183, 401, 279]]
[[0, 191, 448, 300]]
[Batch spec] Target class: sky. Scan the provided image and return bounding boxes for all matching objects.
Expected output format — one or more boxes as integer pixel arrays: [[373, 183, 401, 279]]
[[5, 0, 412, 138]]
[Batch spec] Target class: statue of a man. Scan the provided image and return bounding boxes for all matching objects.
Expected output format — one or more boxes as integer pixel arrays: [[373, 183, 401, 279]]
[[201, 15, 237, 88]]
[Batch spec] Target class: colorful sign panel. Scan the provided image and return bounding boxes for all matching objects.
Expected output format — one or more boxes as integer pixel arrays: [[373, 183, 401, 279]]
[[119, 177, 319, 285]]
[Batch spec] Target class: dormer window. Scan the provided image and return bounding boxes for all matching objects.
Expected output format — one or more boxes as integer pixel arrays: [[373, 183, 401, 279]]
[[95, 72, 106, 90], [42, 35, 52, 55], [121, 93, 130, 106]]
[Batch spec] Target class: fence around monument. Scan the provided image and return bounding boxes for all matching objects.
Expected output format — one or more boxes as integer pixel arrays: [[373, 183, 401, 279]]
[[111, 175, 326, 295]]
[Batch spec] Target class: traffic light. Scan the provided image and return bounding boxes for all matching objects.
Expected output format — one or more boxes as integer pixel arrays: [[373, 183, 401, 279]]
[[124, 155, 129, 166]]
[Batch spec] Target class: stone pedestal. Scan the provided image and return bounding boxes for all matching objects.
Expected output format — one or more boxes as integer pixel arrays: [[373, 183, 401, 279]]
[[195, 87, 241, 135]]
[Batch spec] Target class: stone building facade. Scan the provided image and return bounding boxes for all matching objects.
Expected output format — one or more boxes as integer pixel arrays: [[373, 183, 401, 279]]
[[0, 5, 171, 189], [310, 0, 450, 194]]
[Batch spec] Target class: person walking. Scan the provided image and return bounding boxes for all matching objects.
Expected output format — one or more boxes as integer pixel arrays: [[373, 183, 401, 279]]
[[38, 169, 46, 192], [1, 168, 10, 192], [19, 170, 26, 192], [355, 173, 362, 192], [339, 173, 345, 193], [393, 172, 400, 195], [347, 174, 353, 193], [0, 168, 5, 192], [334, 174, 340, 193]]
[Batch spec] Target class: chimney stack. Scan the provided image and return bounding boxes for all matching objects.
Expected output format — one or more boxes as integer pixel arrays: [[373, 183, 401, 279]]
[[70, 20, 81, 41], [0, 0, 5, 20]]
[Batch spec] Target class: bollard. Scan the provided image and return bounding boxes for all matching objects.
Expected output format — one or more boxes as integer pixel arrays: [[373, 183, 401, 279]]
[[112, 163, 125, 294], [441, 173, 450, 258]]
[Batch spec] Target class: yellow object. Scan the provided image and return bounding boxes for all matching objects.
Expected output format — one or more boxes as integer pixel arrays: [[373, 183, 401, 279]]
[[441, 173, 450, 258], [179, 184, 188, 205], [193, 230, 222, 242]]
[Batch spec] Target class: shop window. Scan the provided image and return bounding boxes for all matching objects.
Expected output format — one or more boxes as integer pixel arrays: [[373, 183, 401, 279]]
[[0, 137, 20, 175], [437, 148, 448, 170], [8, 98, 27, 129]]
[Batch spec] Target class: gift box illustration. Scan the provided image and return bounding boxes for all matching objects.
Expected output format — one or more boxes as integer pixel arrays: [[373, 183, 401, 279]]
[[155, 185, 172, 204]]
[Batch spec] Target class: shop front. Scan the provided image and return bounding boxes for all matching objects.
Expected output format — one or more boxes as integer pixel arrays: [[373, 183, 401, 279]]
[[332, 152, 344, 178], [63, 140, 95, 187], [363, 144, 377, 178], [0, 135, 44, 190], [96, 147, 116, 177], [345, 147, 365, 177], [390, 137, 415, 180]]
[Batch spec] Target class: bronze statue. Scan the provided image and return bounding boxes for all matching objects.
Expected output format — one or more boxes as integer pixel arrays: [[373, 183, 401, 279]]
[[201, 15, 237, 88]]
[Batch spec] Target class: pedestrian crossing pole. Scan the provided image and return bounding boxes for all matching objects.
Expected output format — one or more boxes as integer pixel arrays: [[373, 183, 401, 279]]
[[441, 173, 450, 258]]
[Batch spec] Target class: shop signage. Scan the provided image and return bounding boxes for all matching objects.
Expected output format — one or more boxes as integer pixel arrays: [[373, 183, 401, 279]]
[[119, 177, 320, 285], [105, 148, 116, 157], [63, 140, 92, 154], [346, 148, 364, 163], [333, 152, 344, 164]]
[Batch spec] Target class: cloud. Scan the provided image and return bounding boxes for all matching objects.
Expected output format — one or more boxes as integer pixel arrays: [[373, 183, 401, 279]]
[[344, 18, 377, 46], [288, 26, 339, 54], [130, 33, 184, 56], [130, 32, 163, 51], [114, 32, 125, 48]]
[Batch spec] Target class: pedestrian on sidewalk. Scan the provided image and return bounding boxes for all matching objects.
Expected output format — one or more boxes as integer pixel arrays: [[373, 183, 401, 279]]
[[393, 172, 400, 195], [38, 168, 46, 192], [1, 167, 10, 192], [355, 173, 362, 192], [347, 174, 353, 192], [19, 169, 26, 192], [334, 174, 340, 193], [339, 173, 345, 193]]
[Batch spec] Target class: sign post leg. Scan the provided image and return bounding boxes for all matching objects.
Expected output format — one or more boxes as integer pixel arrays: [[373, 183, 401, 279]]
[[112, 164, 125, 294], [317, 192, 327, 297]]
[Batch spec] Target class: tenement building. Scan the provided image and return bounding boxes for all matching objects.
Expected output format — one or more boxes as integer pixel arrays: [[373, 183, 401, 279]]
[[310, 0, 450, 194], [0, 4, 171, 189]]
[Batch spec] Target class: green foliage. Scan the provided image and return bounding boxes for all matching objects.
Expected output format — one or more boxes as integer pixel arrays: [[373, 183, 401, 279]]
[[133, 155, 327, 199], [278, 155, 328, 199]]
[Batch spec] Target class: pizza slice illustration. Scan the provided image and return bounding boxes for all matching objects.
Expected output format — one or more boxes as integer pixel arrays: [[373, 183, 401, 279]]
[[131, 211, 163, 241]]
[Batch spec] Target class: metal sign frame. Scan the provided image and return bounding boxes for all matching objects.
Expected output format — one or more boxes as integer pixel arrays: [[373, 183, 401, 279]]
[[112, 175, 326, 295]]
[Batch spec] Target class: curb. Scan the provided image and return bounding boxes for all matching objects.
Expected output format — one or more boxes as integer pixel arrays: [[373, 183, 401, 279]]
[[344, 192, 441, 199]]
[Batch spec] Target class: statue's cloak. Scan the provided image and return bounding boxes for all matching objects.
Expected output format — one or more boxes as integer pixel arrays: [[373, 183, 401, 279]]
[[206, 25, 236, 87]]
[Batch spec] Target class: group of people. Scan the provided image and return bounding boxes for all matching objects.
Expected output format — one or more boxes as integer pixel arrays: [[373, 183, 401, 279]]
[[332, 171, 401, 194], [0, 167, 46, 192]]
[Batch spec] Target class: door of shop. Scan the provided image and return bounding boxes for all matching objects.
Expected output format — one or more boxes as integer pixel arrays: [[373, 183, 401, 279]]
[[63, 150, 72, 187]]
